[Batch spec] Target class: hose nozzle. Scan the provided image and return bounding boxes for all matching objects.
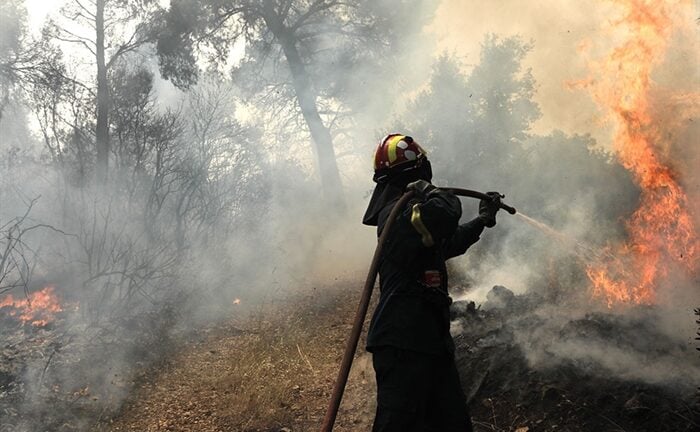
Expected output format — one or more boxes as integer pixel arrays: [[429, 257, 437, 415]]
[[443, 188, 517, 215]]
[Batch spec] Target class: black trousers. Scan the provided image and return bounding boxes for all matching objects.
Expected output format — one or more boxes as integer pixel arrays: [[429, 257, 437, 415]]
[[371, 346, 473, 432]]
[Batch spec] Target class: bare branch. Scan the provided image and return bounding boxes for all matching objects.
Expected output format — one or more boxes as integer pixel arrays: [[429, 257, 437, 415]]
[[53, 36, 98, 56], [290, 0, 346, 33], [0, 197, 67, 294], [74, 0, 97, 19]]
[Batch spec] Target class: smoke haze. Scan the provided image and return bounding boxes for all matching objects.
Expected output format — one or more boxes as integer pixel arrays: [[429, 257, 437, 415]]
[[0, 0, 698, 429]]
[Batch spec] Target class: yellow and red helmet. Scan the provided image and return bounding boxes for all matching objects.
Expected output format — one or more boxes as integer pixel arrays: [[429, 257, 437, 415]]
[[373, 134, 428, 183]]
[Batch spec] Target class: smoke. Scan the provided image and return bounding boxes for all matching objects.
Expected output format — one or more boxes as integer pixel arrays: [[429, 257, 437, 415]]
[[417, 0, 700, 393], [512, 304, 700, 391], [428, 0, 615, 144], [1, 0, 698, 429]]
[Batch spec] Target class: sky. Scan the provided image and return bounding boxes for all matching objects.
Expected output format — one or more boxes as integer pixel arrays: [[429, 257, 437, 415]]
[[25, 0, 170, 27]]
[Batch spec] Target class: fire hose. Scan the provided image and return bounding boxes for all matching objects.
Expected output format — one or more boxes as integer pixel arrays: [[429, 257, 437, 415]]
[[320, 188, 516, 431]]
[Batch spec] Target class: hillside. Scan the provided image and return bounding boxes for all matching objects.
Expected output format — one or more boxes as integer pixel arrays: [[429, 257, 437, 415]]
[[102, 283, 698, 432]]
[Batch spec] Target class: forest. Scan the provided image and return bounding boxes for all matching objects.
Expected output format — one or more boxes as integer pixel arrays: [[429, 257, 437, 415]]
[[0, 1, 697, 431]]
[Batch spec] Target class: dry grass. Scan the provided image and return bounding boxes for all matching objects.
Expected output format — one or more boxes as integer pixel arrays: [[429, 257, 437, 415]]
[[106, 282, 376, 432]]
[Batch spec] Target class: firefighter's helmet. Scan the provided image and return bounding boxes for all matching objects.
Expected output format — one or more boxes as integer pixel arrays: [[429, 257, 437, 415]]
[[373, 134, 428, 183]]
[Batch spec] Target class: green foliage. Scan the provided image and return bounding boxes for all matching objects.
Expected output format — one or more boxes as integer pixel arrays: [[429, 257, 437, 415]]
[[517, 132, 638, 228], [394, 35, 639, 266], [468, 34, 540, 144], [403, 36, 541, 184], [399, 54, 474, 172], [0, 0, 64, 119], [156, 0, 203, 89], [158, 0, 434, 127]]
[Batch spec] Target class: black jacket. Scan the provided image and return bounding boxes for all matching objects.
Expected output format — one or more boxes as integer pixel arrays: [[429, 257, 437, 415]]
[[366, 188, 484, 355]]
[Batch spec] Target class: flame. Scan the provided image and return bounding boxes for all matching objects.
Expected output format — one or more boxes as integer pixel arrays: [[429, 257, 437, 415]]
[[0, 286, 64, 327], [577, 0, 699, 306], [233, 298, 241, 305]]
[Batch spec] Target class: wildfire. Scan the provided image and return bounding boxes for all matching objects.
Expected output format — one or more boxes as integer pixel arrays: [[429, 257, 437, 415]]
[[233, 298, 241, 305], [576, 0, 699, 306], [0, 286, 64, 327]]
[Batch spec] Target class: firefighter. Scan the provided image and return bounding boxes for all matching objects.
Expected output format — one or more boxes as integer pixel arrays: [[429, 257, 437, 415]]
[[362, 134, 501, 432]]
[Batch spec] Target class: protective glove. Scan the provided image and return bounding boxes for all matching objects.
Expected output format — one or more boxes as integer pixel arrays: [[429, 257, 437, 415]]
[[479, 191, 502, 228], [406, 180, 437, 200]]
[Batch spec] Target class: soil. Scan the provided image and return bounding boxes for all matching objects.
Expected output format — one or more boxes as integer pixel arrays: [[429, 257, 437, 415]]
[[101, 283, 699, 432], [451, 297, 699, 432], [104, 282, 377, 432]]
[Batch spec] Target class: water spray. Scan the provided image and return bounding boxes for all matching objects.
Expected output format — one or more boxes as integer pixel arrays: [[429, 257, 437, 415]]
[[320, 187, 515, 432], [515, 213, 622, 269]]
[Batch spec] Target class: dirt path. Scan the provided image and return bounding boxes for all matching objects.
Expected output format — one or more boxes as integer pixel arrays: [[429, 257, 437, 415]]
[[106, 283, 376, 432], [97, 281, 699, 432]]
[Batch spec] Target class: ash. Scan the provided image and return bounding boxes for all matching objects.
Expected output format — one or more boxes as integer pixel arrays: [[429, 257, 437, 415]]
[[0, 306, 178, 432], [451, 286, 699, 431]]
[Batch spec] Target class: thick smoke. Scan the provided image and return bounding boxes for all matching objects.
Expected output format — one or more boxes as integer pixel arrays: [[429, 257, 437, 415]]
[[0, 0, 698, 429], [420, 0, 700, 394], [0, 1, 442, 428]]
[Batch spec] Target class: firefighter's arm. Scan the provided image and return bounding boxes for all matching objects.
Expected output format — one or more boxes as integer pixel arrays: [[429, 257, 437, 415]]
[[405, 181, 462, 248], [444, 217, 485, 259]]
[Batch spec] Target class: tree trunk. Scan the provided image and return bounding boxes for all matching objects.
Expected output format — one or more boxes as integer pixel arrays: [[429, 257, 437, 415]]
[[262, 2, 345, 208], [95, 0, 109, 180]]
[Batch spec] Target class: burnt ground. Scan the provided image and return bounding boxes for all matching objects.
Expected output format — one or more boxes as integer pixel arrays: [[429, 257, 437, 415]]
[[451, 290, 700, 432], [3, 281, 698, 431], [104, 283, 698, 432]]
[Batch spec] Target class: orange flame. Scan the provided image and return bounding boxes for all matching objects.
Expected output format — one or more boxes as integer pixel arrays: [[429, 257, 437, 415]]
[[232, 298, 241, 305], [577, 0, 699, 306], [0, 286, 64, 327]]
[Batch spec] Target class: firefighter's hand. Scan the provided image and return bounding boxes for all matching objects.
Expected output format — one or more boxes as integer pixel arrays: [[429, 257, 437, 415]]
[[479, 191, 502, 228], [406, 180, 437, 200]]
